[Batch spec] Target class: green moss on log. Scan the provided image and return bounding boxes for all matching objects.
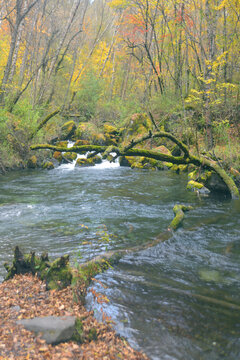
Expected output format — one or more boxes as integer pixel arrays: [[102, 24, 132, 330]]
[[169, 205, 194, 231]]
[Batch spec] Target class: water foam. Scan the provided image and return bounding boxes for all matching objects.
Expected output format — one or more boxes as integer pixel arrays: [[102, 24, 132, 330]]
[[57, 141, 120, 170]]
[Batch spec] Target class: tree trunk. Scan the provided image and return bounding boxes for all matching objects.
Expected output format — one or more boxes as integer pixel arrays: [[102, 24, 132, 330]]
[[30, 130, 239, 199]]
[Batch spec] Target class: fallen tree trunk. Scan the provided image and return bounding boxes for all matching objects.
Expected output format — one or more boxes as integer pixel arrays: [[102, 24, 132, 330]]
[[30, 109, 60, 140], [30, 129, 239, 199]]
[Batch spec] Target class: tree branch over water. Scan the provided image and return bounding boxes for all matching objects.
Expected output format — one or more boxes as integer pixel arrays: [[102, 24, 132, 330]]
[[30, 130, 239, 199]]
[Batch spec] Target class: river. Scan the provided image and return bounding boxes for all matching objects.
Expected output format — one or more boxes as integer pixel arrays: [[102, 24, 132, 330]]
[[0, 162, 239, 359]]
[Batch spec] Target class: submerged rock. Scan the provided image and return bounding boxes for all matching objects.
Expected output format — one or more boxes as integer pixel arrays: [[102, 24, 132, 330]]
[[17, 316, 77, 344]]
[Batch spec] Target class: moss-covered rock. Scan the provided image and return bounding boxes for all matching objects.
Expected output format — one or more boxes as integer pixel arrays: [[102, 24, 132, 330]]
[[42, 161, 54, 170], [187, 180, 210, 195], [27, 155, 38, 169], [170, 164, 180, 173], [73, 139, 90, 146], [56, 141, 68, 148], [178, 164, 188, 173], [187, 180, 204, 190], [53, 151, 63, 162], [75, 158, 95, 167], [188, 169, 230, 195], [121, 113, 153, 145], [103, 124, 120, 145], [91, 155, 102, 164], [119, 155, 164, 170], [60, 121, 77, 140], [64, 152, 77, 161]]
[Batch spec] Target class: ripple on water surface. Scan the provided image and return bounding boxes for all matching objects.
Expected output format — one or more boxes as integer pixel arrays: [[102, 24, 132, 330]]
[[0, 167, 240, 360]]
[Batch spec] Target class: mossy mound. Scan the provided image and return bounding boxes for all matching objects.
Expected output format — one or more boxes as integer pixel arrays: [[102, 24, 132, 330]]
[[119, 155, 164, 170], [27, 155, 38, 169], [4, 247, 72, 290], [64, 152, 77, 161], [91, 155, 102, 164], [53, 151, 63, 162], [42, 161, 54, 170], [187, 180, 210, 195], [75, 123, 106, 145], [56, 141, 68, 147], [60, 121, 77, 140], [75, 158, 95, 167], [73, 139, 90, 146], [120, 113, 153, 145], [103, 124, 120, 145], [188, 168, 231, 195]]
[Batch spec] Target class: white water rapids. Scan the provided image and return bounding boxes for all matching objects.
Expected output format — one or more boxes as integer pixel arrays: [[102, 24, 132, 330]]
[[57, 141, 120, 171]]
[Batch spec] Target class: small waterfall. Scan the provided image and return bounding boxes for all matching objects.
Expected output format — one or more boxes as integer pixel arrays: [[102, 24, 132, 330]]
[[57, 142, 120, 170]]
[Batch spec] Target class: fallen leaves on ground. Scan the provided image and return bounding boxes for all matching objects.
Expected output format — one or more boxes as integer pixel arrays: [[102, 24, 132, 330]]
[[0, 274, 148, 359]]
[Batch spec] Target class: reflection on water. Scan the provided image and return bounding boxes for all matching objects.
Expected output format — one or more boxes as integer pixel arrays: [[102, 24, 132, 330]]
[[0, 166, 240, 360]]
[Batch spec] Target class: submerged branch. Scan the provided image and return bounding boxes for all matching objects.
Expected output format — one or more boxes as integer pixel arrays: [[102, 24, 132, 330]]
[[169, 205, 194, 231]]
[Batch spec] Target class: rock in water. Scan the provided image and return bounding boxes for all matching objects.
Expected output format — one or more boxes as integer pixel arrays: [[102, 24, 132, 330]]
[[17, 316, 76, 344]]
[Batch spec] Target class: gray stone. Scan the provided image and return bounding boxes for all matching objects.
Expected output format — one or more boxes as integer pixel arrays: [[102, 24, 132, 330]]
[[17, 315, 76, 344]]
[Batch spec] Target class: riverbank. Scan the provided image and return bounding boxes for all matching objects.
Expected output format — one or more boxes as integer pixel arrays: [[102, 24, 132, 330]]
[[0, 274, 148, 359]]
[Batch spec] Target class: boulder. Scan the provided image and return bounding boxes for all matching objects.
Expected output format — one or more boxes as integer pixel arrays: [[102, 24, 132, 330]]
[[75, 158, 95, 167], [121, 113, 153, 145], [64, 152, 77, 161], [17, 316, 76, 344], [187, 180, 210, 195], [75, 123, 105, 145], [42, 161, 54, 170], [53, 151, 62, 162], [60, 121, 76, 140], [103, 124, 120, 145], [27, 155, 38, 169]]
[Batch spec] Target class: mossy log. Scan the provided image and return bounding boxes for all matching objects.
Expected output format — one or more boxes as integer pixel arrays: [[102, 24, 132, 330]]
[[169, 205, 194, 230], [30, 109, 60, 140], [30, 129, 239, 199]]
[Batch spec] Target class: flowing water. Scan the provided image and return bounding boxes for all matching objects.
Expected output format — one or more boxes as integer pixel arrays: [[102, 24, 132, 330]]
[[0, 162, 239, 359]]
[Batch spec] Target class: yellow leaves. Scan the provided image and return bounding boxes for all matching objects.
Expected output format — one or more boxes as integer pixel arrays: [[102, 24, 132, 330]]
[[79, 224, 89, 229], [215, 0, 228, 11], [109, 0, 130, 10]]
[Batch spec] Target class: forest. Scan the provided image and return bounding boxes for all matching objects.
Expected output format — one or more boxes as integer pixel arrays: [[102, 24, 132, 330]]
[[0, 0, 239, 174], [0, 0, 240, 359]]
